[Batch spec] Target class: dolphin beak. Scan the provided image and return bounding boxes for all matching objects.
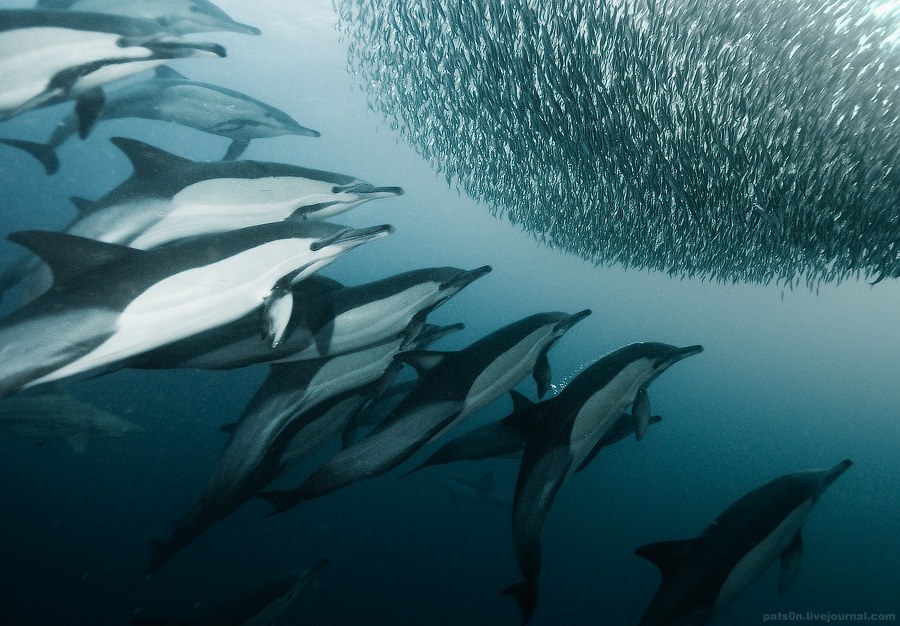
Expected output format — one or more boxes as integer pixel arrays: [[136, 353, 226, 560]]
[[556, 308, 592, 331], [223, 21, 262, 36], [310, 224, 394, 251], [367, 186, 405, 197], [442, 265, 492, 290], [663, 344, 704, 365], [820, 459, 853, 492]]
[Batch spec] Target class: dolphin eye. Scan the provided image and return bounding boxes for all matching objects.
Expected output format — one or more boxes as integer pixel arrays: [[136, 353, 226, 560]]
[[331, 186, 341, 193]]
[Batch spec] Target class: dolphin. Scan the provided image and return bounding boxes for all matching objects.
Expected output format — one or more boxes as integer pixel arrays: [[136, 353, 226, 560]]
[[502, 342, 703, 624], [0, 136, 403, 301], [636, 459, 853, 626], [131, 265, 491, 370], [1, 65, 315, 174], [405, 389, 664, 475], [147, 322, 461, 572], [0, 390, 143, 452], [0, 10, 225, 131], [260, 309, 592, 514], [134, 558, 329, 626], [440, 469, 512, 510], [35, 0, 261, 36], [0, 220, 392, 398]]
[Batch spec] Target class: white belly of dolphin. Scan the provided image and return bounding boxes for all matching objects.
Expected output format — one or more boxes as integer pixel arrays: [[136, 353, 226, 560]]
[[0, 28, 153, 112], [568, 359, 655, 471], [305, 284, 443, 356], [464, 326, 555, 417], [27, 240, 324, 386], [715, 500, 813, 610]]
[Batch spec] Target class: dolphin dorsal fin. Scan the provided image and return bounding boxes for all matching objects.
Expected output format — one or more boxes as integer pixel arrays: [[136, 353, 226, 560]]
[[9, 231, 141, 287], [69, 196, 98, 217], [110, 137, 191, 178], [635, 539, 698, 577], [394, 350, 447, 376], [154, 65, 187, 80], [508, 389, 535, 413]]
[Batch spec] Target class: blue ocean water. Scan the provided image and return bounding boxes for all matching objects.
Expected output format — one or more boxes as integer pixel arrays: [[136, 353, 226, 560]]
[[0, 1, 898, 625]]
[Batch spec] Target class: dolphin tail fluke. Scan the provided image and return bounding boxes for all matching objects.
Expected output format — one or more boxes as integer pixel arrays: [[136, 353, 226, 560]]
[[0, 138, 60, 175], [223, 138, 250, 161], [145, 539, 175, 575], [257, 489, 301, 516], [501, 580, 538, 624]]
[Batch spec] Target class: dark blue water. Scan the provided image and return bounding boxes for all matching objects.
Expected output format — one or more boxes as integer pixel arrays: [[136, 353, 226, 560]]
[[0, 2, 898, 624]]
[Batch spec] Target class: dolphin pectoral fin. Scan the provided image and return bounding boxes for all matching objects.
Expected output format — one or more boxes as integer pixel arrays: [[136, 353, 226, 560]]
[[632, 388, 651, 441], [635, 538, 699, 578], [219, 422, 238, 435], [500, 579, 538, 625], [74, 88, 104, 139], [223, 138, 250, 161], [533, 351, 551, 399], [154, 65, 187, 80], [262, 286, 293, 348], [0, 138, 59, 175], [778, 531, 803, 594]]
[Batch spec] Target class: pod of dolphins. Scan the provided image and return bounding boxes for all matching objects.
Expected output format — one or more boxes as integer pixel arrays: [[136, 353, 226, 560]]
[[334, 0, 900, 287], [0, 2, 858, 625]]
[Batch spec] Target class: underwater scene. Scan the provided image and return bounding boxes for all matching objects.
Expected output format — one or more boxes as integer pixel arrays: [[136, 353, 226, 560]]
[[0, 0, 898, 624]]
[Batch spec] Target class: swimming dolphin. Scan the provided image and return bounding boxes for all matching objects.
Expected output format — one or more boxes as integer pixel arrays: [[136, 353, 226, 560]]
[[0, 136, 403, 301], [134, 558, 329, 626], [503, 342, 703, 624], [0, 10, 225, 131], [260, 309, 591, 514], [1, 65, 315, 174], [440, 469, 512, 510], [36, 0, 261, 36], [147, 322, 460, 572], [636, 459, 853, 625], [405, 389, 663, 475], [0, 220, 392, 398], [131, 265, 490, 370], [0, 390, 143, 452]]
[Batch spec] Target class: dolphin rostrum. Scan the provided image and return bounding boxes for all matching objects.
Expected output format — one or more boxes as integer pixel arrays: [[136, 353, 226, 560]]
[[0, 221, 392, 398], [636, 459, 853, 626], [503, 342, 703, 624], [260, 309, 592, 513]]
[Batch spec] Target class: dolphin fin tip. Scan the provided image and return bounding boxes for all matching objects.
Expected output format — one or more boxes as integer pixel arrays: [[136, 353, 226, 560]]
[[501, 580, 537, 624]]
